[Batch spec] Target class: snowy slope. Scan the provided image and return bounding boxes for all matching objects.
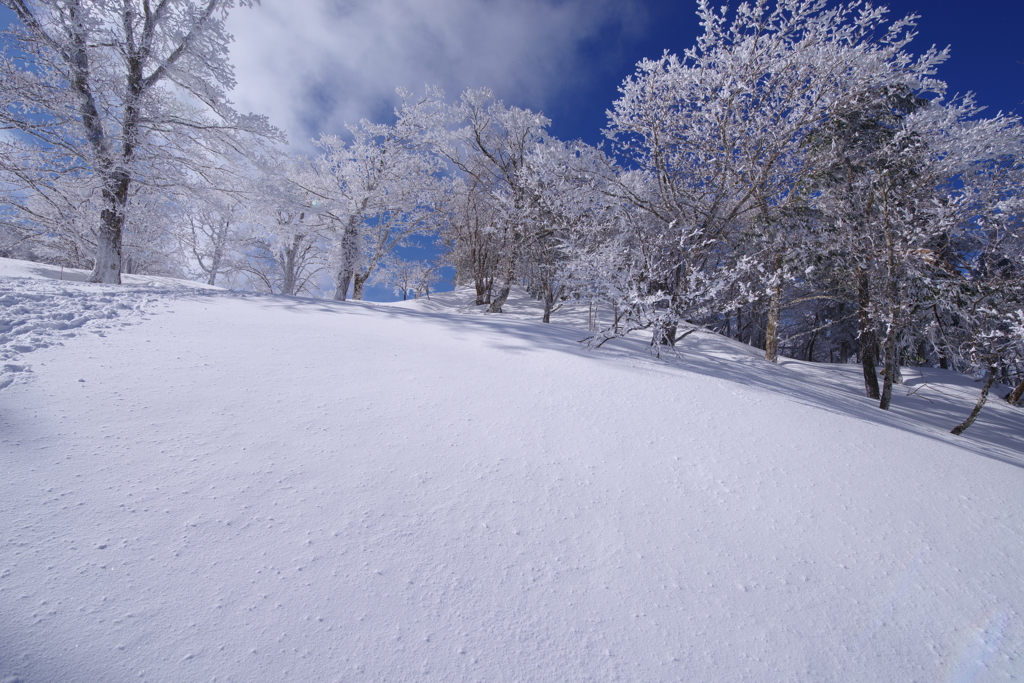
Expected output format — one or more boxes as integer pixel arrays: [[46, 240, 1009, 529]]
[[2, 259, 1023, 682]]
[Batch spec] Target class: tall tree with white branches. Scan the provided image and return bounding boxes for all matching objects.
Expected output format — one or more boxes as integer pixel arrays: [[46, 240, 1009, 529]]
[[0, 0, 280, 283]]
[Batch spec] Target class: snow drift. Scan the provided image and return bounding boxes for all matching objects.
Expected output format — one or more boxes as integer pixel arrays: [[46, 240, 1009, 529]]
[[1, 258, 1022, 682]]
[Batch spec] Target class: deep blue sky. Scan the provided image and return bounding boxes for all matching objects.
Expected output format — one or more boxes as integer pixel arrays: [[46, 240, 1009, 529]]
[[543, 0, 1024, 148]]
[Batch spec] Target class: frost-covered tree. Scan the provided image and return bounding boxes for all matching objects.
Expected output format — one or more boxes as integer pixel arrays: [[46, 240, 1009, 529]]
[[413, 87, 554, 313], [0, 0, 280, 283], [439, 177, 503, 306], [242, 209, 324, 296], [175, 194, 247, 286], [602, 0, 948, 353], [294, 102, 441, 301], [520, 139, 615, 323], [372, 253, 417, 300], [239, 155, 327, 296]]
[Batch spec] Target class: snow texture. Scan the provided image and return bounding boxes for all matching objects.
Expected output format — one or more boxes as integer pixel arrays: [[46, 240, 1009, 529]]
[[0, 260, 217, 391], [1, 258, 1023, 682]]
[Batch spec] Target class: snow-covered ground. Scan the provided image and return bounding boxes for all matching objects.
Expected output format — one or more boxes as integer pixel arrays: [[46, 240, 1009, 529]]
[[2, 257, 1022, 682]]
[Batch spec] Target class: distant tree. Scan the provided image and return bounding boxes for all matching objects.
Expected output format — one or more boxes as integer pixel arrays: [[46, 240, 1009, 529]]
[[176, 195, 246, 286], [439, 177, 502, 306], [413, 87, 554, 313], [294, 103, 441, 301], [411, 260, 441, 299], [372, 254, 418, 301], [239, 155, 327, 296]]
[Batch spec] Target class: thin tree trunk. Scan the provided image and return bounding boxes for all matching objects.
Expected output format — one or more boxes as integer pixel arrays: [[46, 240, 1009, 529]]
[[952, 366, 997, 435], [878, 318, 898, 411], [764, 255, 784, 362], [805, 328, 817, 362], [1005, 376, 1024, 405], [487, 256, 516, 313], [205, 221, 228, 286], [857, 266, 880, 399], [878, 209, 901, 412]]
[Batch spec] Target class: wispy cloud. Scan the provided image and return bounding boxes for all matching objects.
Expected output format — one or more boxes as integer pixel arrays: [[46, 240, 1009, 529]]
[[225, 0, 644, 149]]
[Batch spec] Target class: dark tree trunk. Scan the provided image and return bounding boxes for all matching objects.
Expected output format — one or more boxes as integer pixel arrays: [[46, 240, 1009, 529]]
[[333, 268, 351, 301], [857, 266, 880, 399], [206, 228, 224, 287], [654, 323, 677, 346], [952, 367, 997, 435], [1005, 377, 1024, 406], [878, 322, 898, 411], [487, 257, 516, 313], [764, 288, 782, 362], [352, 271, 369, 300], [764, 255, 784, 362], [334, 212, 362, 301]]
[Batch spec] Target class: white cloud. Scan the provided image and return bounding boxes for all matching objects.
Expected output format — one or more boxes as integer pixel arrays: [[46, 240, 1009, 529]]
[[225, 0, 642, 150]]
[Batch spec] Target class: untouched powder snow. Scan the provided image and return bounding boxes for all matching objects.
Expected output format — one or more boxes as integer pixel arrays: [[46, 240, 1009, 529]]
[[1, 259, 1023, 682]]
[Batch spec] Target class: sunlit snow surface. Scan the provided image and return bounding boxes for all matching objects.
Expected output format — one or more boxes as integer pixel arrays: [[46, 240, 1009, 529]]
[[1, 257, 1023, 682]]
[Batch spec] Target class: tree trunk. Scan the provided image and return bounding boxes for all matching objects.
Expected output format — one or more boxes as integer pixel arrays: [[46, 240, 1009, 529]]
[[90, 208, 124, 283], [878, 316, 898, 411], [62, 2, 125, 286], [280, 233, 305, 296], [658, 323, 677, 346], [333, 215, 361, 301], [764, 254, 784, 362], [205, 221, 229, 286], [876, 309, 901, 411], [487, 256, 516, 313], [951, 366, 997, 435], [764, 288, 782, 362], [488, 284, 510, 313], [1005, 377, 1024, 405], [352, 271, 369, 300], [333, 268, 352, 301], [89, 169, 130, 284], [857, 266, 880, 399], [541, 283, 562, 323]]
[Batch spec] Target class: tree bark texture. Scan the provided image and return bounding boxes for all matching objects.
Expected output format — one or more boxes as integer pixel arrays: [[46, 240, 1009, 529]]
[[951, 367, 997, 435], [1006, 377, 1024, 406], [878, 318, 898, 411], [333, 215, 361, 301], [857, 266, 880, 399]]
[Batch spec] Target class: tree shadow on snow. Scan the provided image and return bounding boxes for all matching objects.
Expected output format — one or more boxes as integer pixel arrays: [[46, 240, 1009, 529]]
[[219, 291, 1024, 470]]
